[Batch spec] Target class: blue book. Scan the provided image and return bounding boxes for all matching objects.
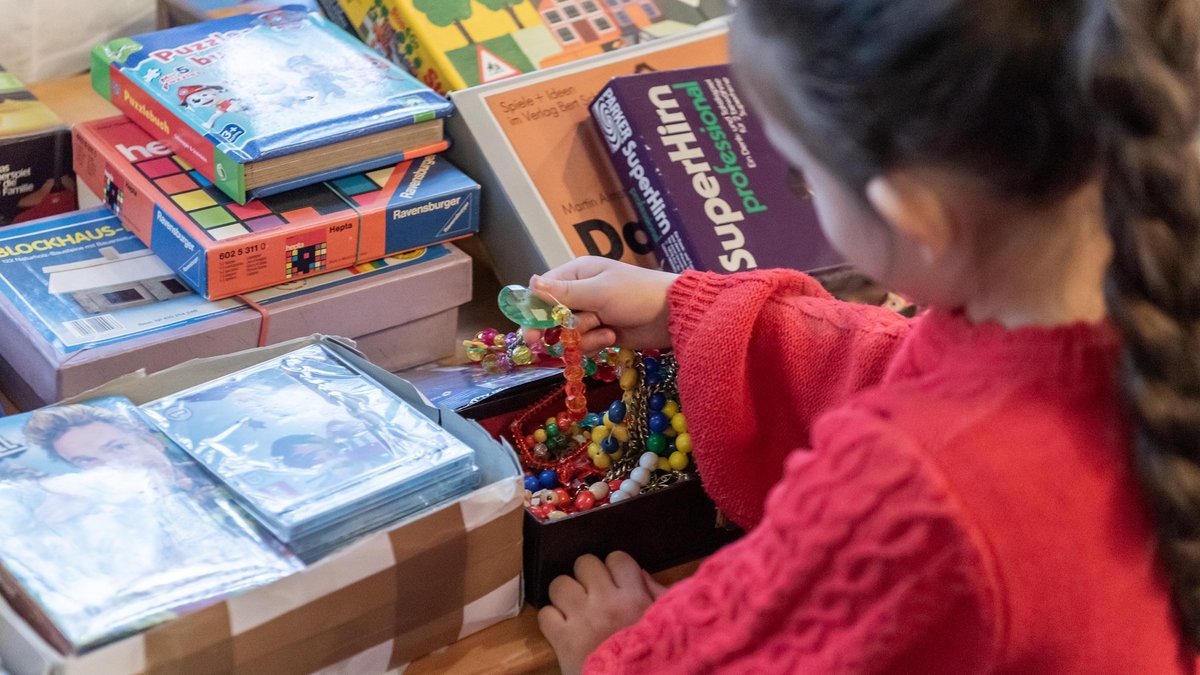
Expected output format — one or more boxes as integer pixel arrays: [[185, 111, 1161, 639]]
[[91, 6, 453, 203]]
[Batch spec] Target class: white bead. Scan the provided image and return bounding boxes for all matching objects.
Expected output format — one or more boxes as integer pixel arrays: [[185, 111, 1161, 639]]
[[639, 452, 659, 470], [610, 490, 629, 503], [589, 481, 610, 500], [547, 510, 568, 520], [630, 467, 652, 486], [619, 479, 641, 495]]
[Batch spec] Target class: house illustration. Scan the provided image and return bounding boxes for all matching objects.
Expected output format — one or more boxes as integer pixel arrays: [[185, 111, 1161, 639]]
[[536, 0, 623, 48]]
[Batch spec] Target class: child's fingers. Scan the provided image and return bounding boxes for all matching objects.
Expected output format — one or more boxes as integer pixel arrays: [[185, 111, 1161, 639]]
[[580, 328, 617, 354], [604, 551, 645, 590], [531, 274, 608, 313], [642, 569, 669, 600], [574, 554, 615, 593], [548, 573, 586, 608], [537, 604, 567, 635]]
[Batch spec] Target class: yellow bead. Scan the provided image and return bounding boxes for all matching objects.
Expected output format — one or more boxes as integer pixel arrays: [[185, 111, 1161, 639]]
[[533, 429, 547, 443], [616, 349, 635, 367], [588, 442, 602, 458], [668, 451, 689, 470], [619, 368, 638, 391], [662, 401, 680, 418], [591, 426, 608, 442], [610, 449, 624, 461], [657, 457, 671, 472], [664, 428, 678, 438], [546, 417, 557, 428], [593, 452, 611, 469], [551, 305, 572, 325], [512, 345, 534, 366], [611, 424, 629, 443], [676, 432, 693, 453], [671, 413, 687, 433], [604, 412, 614, 428], [494, 335, 507, 347]]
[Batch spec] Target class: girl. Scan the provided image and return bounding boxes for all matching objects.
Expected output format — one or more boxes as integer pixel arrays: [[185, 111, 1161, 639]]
[[532, 0, 1200, 672]]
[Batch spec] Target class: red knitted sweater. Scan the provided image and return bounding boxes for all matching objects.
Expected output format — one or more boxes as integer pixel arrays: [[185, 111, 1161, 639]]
[[586, 269, 1192, 673]]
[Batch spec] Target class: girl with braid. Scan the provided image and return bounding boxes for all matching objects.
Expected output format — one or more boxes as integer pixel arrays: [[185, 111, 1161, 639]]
[[529, 0, 1200, 672]]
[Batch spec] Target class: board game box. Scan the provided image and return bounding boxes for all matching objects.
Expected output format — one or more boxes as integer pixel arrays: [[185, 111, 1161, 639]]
[[0, 65, 75, 227], [157, 0, 322, 27], [91, 7, 453, 203], [591, 64, 841, 273], [74, 116, 478, 299], [336, 0, 733, 94]]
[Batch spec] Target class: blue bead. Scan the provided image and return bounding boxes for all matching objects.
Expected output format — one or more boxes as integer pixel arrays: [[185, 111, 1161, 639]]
[[524, 475, 541, 492], [583, 413, 603, 428], [648, 412, 669, 433], [643, 357, 660, 374], [601, 434, 620, 454], [645, 372, 661, 387], [539, 469, 559, 489], [608, 400, 627, 424], [647, 393, 666, 412]]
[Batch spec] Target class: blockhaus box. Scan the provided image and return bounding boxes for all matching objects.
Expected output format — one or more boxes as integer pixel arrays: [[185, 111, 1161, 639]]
[[0, 209, 472, 410], [0, 336, 524, 675]]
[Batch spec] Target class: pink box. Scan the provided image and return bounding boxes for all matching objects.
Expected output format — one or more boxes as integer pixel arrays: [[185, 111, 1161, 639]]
[[0, 244, 471, 410]]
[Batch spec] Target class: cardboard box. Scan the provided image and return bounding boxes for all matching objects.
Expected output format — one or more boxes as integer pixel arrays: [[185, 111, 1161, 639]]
[[0, 65, 76, 227], [0, 209, 472, 409], [336, 0, 733, 94], [75, 117, 478, 299], [592, 65, 842, 274], [447, 22, 728, 285], [0, 336, 524, 675]]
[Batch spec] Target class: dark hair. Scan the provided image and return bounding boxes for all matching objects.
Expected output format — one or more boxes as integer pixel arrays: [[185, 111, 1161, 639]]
[[737, 0, 1200, 648]]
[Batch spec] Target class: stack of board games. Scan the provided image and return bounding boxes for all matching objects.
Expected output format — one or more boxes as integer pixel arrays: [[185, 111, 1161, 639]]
[[0, 65, 76, 227], [448, 21, 728, 284], [74, 116, 479, 299], [0, 397, 300, 654], [141, 343, 481, 561], [91, 8, 453, 205], [0, 208, 472, 409], [590, 64, 842, 274], [334, 0, 734, 94]]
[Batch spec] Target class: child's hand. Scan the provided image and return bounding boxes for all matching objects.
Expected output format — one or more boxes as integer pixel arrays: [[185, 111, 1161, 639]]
[[528, 257, 677, 353], [538, 551, 667, 675]]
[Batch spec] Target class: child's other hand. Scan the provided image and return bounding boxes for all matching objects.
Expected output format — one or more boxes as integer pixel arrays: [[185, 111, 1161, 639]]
[[528, 257, 677, 353], [538, 551, 667, 675]]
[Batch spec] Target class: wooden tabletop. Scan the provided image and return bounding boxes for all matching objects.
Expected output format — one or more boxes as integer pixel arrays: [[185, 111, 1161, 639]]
[[27, 74, 118, 126]]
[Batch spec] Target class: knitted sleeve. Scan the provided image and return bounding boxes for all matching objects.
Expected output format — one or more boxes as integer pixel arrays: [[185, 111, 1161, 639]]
[[668, 270, 911, 528], [584, 411, 1002, 674]]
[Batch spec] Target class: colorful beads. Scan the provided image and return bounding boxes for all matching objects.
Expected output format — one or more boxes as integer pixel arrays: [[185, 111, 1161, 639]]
[[589, 481, 610, 500], [524, 475, 541, 492], [648, 412, 669, 434], [671, 413, 688, 434], [583, 412, 604, 428], [668, 451, 689, 471], [608, 400, 627, 424], [574, 490, 596, 511], [600, 434, 620, 454], [648, 393, 666, 412], [646, 433, 668, 456], [676, 432, 693, 453], [538, 469, 559, 489], [662, 400, 680, 418]]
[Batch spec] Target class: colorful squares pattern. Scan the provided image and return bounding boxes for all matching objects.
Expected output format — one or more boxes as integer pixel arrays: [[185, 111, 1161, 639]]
[[139, 157, 181, 179], [228, 200, 271, 220], [172, 156, 193, 171], [188, 170, 212, 187], [191, 206, 236, 229], [245, 215, 284, 232], [331, 174, 376, 196], [172, 189, 218, 211], [366, 167, 393, 187], [207, 224, 252, 241], [155, 173, 198, 195], [284, 241, 327, 278]]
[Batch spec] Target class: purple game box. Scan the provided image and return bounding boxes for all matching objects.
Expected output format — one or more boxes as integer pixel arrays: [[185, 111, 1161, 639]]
[[590, 64, 841, 274]]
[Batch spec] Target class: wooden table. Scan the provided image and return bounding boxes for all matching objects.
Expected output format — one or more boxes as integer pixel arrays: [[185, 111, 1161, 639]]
[[18, 75, 701, 674]]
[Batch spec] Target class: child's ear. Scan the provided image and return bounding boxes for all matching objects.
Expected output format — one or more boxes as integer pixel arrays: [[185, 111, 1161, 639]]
[[865, 172, 955, 264]]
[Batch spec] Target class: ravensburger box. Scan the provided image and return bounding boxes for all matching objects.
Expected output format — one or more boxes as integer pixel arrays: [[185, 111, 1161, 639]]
[[0, 209, 472, 410], [0, 335, 524, 675]]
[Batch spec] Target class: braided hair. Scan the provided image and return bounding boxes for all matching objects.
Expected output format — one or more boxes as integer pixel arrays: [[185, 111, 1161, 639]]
[[737, 0, 1200, 647]]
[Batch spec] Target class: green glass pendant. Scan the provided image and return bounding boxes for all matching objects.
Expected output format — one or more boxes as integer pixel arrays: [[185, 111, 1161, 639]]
[[498, 284, 559, 329]]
